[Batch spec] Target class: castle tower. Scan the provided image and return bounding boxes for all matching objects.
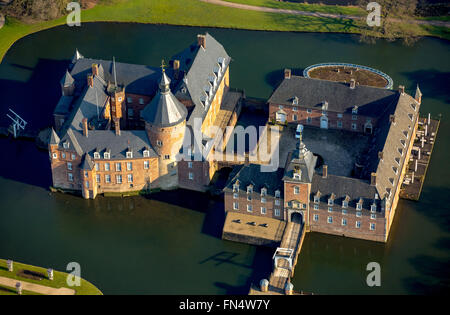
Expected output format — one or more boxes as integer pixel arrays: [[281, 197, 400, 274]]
[[142, 68, 188, 187], [60, 70, 75, 96]]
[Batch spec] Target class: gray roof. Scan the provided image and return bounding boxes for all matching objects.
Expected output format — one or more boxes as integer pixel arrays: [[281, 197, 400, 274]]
[[49, 128, 60, 145], [70, 57, 166, 96], [268, 76, 398, 117], [310, 173, 381, 212], [61, 129, 156, 160], [224, 164, 284, 196], [141, 71, 187, 127], [72, 49, 84, 64], [172, 33, 231, 126], [283, 141, 317, 183], [60, 70, 74, 87], [80, 153, 94, 170], [54, 95, 73, 115]]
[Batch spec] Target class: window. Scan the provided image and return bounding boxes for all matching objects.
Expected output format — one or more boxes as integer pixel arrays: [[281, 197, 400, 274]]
[[328, 207, 333, 213], [292, 97, 298, 105], [275, 190, 280, 198], [293, 173, 301, 180], [356, 211, 362, 217], [261, 188, 267, 196], [127, 162, 132, 171], [127, 174, 133, 183], [247, 204, 253, 212], [85, 181, 89, 188], [261, 207, 266, 215], [139, 98, 144, 105], [189, 172, 194, 180], [352, 123, 357, 130], [71, 154, 76, 160], [67, 162, 72, 170], [342, 218, 347, 226], [52, 153, 57, 159], [371, 213, 376, 220], [307, 109, 312, 114], [328, 199, 334, 206], [126, 151, 133, 159], [233, 193, 238, 199], [261, 197, 266, 203], [157, 140, 163, 146], [356, 221, 361, 229], [313, 214, 319, 221], [62, 152, 66, 159], [63, 142, 70, 149], [294, 186, 299, 195], [127, 97, 133, 103], [337, 120, 343, 128], [342, 200, 348, 208], [233, 202, 239, 210], [293, 107, 298, 112], [68, 173, 73, 182], [247, 186, 253, 194], [352, 115, 358, 120], [164, 155, 170, 160], [371, 204, 377, 212], [115, 163, 121, 172], [279, 105, 283, 110], [356, 202, 362, 210], [128, 108, 134, 117], [274, 209, 280, 217], [342, 209, 347, 215], [84, 171, 88, 178], [94, 152, 100, 159], [247, 195, 252, 201], [116, 175, 122, 184], [96, 174, 100, 183], [95, 163, 99, 171], [293, 114, 298, 121], [307, 117, 312, 123], [105, 174, 111, 183], [143, 150, 150, 158], [275, 199, 280, 206], [144, 160, 149, 169], [314, 196, 320, 203], [337, 113, 343, 118], [327, 216, 333, 224], [370, 223, 376, 231], [104, 163, 110, 171], [233, 183, 239, 192], [104, 152, 110, 159], [352, 107, 358, 114], [314, 204, 319, 210], [188, 162, 193, 168]]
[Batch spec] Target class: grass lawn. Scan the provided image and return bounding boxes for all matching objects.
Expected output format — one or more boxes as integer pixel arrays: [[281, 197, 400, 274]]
[[0, 0, 448, 62], [221, 0, 366, 16], [0, 258, 102, 295]]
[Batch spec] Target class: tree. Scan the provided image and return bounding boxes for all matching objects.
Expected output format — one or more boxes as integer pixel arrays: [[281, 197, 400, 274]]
[[358, 0, 419, 46]]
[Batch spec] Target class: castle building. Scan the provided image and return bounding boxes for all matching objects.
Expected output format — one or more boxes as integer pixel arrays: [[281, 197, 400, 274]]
[[49, 33, 242, 198], [224, 73, 422, 242]]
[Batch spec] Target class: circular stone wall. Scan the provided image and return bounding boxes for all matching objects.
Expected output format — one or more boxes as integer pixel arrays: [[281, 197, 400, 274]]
[[303, 63, 393, 89]]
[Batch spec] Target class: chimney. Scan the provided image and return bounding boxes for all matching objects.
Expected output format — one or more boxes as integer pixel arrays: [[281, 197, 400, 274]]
[[197, 34, 206, 49], [378, 151, 383, 160], [82, 118, 88, 137], [398, 85, 405, 95], [244, 153, 250, 166], [350, 78, 356, 89], [114, 117, 120, 136], [87, 75, 93, 88], [284, 69, 291, 79], [389, 114, 396, 124], [173, 59, 180, 79], [371, 172, 377, 186], [323, 165, 328, 178], [92, 64, 99, 77]]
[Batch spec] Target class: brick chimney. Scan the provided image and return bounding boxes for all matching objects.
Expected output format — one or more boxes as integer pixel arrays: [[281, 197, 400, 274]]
[[92, 64, 99, 77], [82, 118, 88, 137], [284, 69, 291, 79], [371, 172, 377, 186], [323, 165, 328, 178], [197, 34, 206, 49], [350, 78, 356, 89], [87, 74, 93, 88], [398, 85, 405, 95], [114, 117, 120, 136]]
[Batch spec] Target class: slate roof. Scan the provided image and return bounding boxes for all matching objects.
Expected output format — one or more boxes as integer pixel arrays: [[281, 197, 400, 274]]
[[141, 71, 187, 127], [283, 141, 317, 183], [172, 33, 231, 126], [54, 96, 73, 115], [224, 164, 285, 196], [310, 173, 381, 212], [49, 128, 60, 145], [268, 76, 398, 117], [60, 70, 74, 87], [80, 154, 94, 170], [70, 57, 168, 96]]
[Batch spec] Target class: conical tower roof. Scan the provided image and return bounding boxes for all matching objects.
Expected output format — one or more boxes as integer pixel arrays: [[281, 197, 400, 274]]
[[141, 70, 187, 127], [72, 49, 84, 64], [49, 128, 60, 145], [60, 70, 74, 87]]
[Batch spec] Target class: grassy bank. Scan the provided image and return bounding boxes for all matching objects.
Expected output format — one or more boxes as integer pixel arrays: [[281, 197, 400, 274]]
[[0, 0, 448, 63], [0, 258, 102, 295]]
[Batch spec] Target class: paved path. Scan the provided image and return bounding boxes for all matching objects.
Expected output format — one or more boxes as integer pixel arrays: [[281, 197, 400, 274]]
[[200, 0, 450, 28], [0, 276, 76, 295]]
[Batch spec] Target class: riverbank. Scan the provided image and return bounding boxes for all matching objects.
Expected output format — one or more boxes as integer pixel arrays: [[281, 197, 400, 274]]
[[0, 259, 102, 295], [0, 0, 448, 63]]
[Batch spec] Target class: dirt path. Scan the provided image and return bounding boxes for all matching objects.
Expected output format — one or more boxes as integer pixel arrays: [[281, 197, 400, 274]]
[[0, 276, 76, 295], [200, 0, 450, 28]]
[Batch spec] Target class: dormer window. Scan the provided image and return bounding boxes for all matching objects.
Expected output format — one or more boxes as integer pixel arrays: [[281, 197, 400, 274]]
[[328, 194, 335, 206], [314, 196, 320, 203], [143, 150, 150, 158], [400, 139, 406, 147], [342, 195, 350, 208], [389, 178, 394, 185], [104, 152, 110, 159], [94, 152, 100, 159], [275, 190, 281, 198], [398, 148, 403, 156], [63, 142, 70, 149], [411, 103, 416, 111], [292, 96, 299, 105], [247, 185, 253, 194], [408, 113, 413, 121], [403, 130, 409, 139], [395, 157, 400, 165], [261, 188, 267, 197], [233, 182, 239, 192], [393, 166, 398, 174], [371, 204, 377, 212], [356, 199, 363, 210], [126, 151, 133, 158], [352, 106, 358, 114], [293, 172, 301, 180]]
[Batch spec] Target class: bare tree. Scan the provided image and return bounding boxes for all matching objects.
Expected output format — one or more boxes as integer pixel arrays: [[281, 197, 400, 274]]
[[358, 0, 419, 45]]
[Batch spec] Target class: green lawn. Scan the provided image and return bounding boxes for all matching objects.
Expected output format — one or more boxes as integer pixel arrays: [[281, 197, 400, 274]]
[[0, 0, 448, 62], [222, 0, 366, 16], [0, 259, 102, 295]]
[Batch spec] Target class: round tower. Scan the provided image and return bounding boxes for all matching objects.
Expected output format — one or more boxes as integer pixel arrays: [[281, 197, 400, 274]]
[[142, 69, 188, 184]]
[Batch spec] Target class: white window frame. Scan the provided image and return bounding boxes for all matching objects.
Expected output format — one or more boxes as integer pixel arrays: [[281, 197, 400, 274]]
[[144, 160, 149, 169]]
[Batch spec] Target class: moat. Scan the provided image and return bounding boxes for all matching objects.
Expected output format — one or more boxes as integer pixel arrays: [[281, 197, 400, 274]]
[[0, 23, 449, 294]]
